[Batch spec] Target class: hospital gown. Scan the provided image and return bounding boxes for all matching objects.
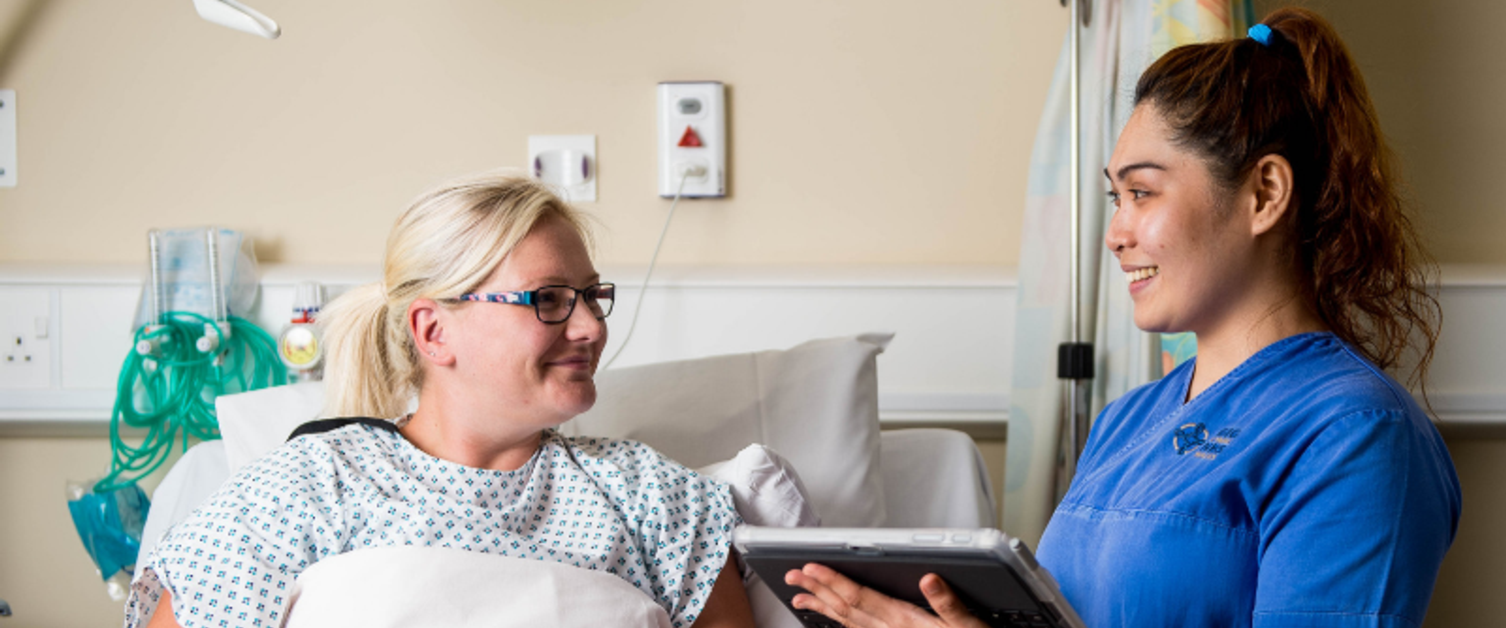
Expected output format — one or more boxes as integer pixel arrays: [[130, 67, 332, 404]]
[[124, 423, 740, 628], [1038, 332, 1461, 628]]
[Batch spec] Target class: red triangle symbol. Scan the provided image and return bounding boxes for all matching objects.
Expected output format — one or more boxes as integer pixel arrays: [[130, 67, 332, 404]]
[[677, 126, 703, 148]]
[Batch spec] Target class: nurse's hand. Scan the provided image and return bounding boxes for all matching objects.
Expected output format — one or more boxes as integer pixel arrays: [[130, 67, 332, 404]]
[[785, 564, 989, 628]]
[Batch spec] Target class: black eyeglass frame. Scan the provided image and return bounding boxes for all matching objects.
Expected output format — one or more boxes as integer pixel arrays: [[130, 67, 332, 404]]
[[456, 282, 616, 324]]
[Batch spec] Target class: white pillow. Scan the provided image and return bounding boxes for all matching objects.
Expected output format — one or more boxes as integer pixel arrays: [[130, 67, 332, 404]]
[[568, 333, 892, 527], [217, 380, 325, 473], [699, 444, 819, 529]]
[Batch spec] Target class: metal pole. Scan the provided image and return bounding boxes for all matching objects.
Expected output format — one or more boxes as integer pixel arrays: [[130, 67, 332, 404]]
[[1068, 0, 1082, 475], [1069, 0, 1080, 350], [148, 230, 165, 327], [205, 227, 225, 324], [1057, 0, 1095, 501]]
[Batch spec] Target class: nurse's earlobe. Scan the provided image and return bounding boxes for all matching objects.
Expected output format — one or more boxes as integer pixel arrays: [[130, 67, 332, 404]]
[[1248, 153, 1295, 237]]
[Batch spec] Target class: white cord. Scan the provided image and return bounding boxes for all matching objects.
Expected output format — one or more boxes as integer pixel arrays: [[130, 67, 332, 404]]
[[602, 171, 692, 370]]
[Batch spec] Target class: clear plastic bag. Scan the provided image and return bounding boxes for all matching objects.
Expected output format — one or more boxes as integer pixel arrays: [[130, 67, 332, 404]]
[[66, 480, 150, 600], [132, 227, 260, 329]]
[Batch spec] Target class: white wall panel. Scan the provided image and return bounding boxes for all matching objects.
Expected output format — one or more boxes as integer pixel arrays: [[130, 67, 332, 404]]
[[59, 285, 139, 390], [0, 264, 1018, 432], [2, 263, 1503, 432]]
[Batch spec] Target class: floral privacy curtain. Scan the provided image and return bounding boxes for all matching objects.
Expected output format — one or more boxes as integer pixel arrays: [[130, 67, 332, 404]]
[[1003, 0, 1255, 546]]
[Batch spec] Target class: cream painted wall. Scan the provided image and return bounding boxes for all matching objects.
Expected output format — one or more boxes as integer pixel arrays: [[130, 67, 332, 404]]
[[1424, 436, 1506, 628], [0, 0, 1065, 266], [1263, 0, 1506, 264], [0, 437, 173, 628], [3, 0, 1501, 268]]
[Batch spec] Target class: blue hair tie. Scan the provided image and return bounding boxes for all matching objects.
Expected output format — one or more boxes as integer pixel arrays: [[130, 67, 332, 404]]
[[1248, 23, 1273, 46]]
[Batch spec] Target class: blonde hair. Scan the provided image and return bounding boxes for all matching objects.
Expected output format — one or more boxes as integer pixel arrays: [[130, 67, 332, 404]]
[[320, 173, 591, 418]]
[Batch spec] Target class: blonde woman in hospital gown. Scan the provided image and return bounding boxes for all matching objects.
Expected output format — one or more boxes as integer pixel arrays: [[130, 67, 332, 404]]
[[125, 175, 755, 628]]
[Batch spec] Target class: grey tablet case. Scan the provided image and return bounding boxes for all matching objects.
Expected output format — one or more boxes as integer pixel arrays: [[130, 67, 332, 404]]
[[733, 526, 1086, 628]]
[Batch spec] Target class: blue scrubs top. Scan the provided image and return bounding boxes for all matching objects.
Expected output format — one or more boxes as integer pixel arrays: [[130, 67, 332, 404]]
[[1036, 333, 1460, 628]]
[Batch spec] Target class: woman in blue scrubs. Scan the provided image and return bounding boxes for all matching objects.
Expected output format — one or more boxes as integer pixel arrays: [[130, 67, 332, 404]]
[[786, 7, 1461, 627]]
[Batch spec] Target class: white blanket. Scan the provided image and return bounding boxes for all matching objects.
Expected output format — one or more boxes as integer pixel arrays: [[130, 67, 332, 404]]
[[284, 546, 672, 628]]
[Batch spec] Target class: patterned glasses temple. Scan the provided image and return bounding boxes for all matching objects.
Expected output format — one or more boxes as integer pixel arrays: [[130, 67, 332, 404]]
[[457, 283, 615, 323], [457, 291, 533, 305]]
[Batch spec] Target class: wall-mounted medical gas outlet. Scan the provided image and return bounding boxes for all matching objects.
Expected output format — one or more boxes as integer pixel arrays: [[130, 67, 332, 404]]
[[529, 135, 596, 203], [0, 90, 15, 188], [658, 82, 726, 198], [0, 288, 53, 389]]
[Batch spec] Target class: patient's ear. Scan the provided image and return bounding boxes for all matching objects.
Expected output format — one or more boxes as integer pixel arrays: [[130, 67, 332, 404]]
[[408, 298, 453, 366]]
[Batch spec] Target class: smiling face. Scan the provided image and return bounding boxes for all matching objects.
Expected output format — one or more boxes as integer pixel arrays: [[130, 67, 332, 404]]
[[1104, 105, 1263, 336], [442, 216, 607, 430]]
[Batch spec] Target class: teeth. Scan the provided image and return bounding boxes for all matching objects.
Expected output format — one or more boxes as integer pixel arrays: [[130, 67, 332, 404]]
[[1125, 267, 1160, 283]]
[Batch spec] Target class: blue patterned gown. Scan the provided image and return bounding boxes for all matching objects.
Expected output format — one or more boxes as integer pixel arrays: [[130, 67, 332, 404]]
[[124, 424, 740, 628]]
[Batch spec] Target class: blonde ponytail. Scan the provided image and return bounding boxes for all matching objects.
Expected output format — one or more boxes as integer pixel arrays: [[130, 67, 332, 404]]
[[319, 173, 592, 418], [320, 282, 415, 418]]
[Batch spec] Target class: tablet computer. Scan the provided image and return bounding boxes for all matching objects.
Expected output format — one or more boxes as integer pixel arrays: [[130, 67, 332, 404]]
[[733, 526, 1086, 628]]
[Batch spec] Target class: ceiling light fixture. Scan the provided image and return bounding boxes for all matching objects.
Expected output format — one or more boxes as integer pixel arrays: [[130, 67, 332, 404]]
[[192, 0, 281, 39]]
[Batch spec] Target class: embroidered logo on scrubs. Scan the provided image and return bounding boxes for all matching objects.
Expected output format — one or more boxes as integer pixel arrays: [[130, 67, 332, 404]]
[[1173, 424, 1243, 460], [1172, 423, 1209, 454]]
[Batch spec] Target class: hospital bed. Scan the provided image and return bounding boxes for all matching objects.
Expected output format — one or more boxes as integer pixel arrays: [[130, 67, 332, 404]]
[[136, 334, 997, 627]]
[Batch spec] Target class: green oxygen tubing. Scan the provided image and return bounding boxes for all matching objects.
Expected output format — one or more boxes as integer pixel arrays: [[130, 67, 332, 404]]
[[70, 229, 284, 597], [95, 229, 286, 492], [97, 313, 284, 491]]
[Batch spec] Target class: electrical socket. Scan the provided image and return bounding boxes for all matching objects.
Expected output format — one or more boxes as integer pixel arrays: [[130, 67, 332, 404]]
[[0, 288, 53, 388]]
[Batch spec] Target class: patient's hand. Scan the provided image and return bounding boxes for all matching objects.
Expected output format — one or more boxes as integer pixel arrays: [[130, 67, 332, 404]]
[[785, 564, 989, 628]]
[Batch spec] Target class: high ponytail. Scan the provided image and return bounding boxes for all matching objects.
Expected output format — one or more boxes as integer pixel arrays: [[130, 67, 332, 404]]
[[1133, 7, 1440, 388], [319, 173, 592, 418]]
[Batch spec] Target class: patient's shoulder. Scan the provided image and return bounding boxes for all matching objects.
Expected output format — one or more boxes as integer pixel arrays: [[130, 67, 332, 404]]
[[549, 433, 738, 536], [230, 422, 397, 490], [550, 433, 727, 499], [554, 433, 690, 477]]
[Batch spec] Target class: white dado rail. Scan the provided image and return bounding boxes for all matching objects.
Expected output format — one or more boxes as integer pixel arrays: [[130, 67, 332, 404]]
[[0, 264, 1015, 435], [1, 263, 1503, 436]]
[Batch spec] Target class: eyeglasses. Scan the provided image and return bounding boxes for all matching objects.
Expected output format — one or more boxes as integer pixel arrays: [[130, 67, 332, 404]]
[[457, 283, 615, 324]]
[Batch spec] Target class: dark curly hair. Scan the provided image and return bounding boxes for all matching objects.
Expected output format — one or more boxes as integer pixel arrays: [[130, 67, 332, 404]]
[[1133, 7, 1440, 389]]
